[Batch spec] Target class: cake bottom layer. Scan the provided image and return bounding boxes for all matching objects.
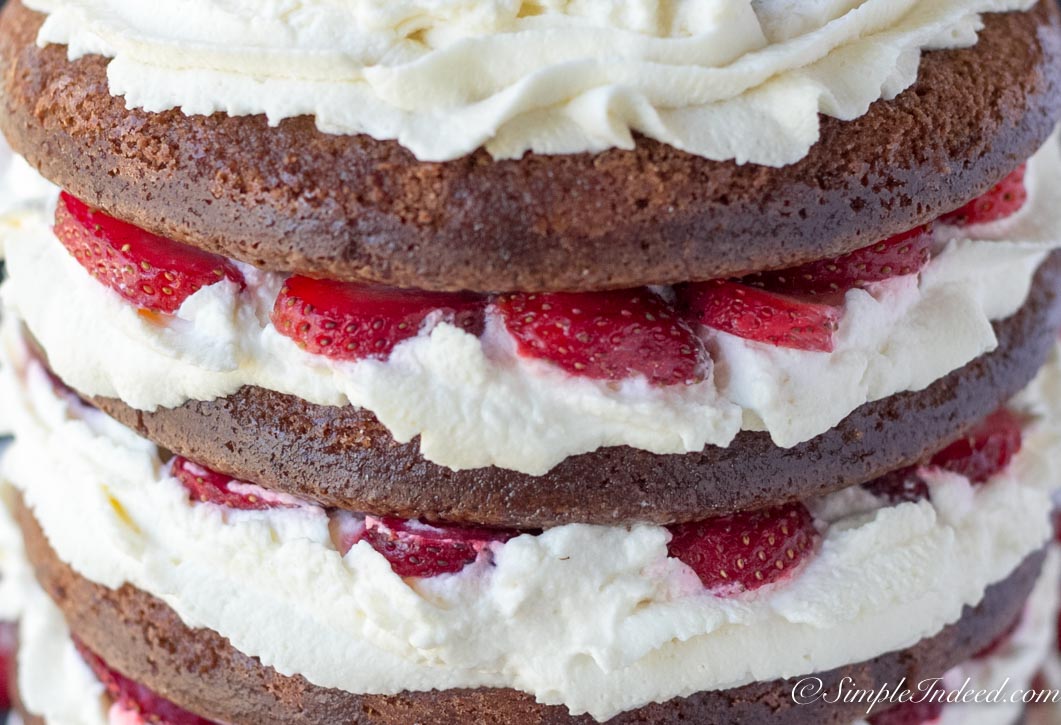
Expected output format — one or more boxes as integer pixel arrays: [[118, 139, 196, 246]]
[[6, 491, 1054, 725]]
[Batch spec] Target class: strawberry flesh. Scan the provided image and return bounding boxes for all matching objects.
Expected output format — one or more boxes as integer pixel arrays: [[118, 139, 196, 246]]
[[941, 165, 1028, 227], [74, 638, 217, 725], [273, 276, 485, 362], [864, 408, 1022, 503], [680, 281, 840, 352], [496, 289, 706, 386], [929, 408, 1022, 484], [0, 621, 14, 710], [55, 192, 244, 314], [743, 226, 933, 297], [667, 502, 819, 595], [172, 457, 299, 511], [345, 516, 517, 577]]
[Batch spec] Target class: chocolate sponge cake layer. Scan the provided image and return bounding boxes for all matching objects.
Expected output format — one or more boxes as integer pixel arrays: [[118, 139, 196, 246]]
[[14, 495, 1045, 725], [0, 0, 1059, 293], [77, 252, 1061, 528]]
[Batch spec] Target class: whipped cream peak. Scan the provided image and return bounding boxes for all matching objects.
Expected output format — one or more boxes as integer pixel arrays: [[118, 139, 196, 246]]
[[25, 0, 1034, 163]]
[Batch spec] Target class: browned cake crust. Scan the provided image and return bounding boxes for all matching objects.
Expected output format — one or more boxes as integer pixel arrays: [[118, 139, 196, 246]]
[[75, 252, 1061, 528], [13, 496, 1045, 725], [0, 0, 1059, 292]]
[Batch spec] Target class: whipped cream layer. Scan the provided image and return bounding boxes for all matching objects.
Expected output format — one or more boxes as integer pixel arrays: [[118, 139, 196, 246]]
[[24, 0, 1033, 163], [3, 135, 1061, 474], [3, 328, 1060, 722], [0, 486, 107, 725]]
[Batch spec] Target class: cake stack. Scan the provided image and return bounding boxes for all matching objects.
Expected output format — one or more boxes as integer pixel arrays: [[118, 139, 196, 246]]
[[0, 0, 1059, 723]]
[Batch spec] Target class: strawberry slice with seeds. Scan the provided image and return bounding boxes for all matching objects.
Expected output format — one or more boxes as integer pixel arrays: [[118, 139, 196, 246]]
[[667, 502, 819, 595], [941, 165, 1028, 227], [74, 638, 217, 725], [55, 192, 244, 313], [680, 281, 841, 352], [272, 276, 485, 362], [743, 226, 933, 297], [344, 516, 517, 577], [495, 289, 707, 385], [172, 457, 302, 511], [928, 408, 1022, 484]]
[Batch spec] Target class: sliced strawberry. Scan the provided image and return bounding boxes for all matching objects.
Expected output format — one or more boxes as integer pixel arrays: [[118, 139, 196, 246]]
[[667, 502, 819, 595], [680, 281, 840, 352], [273, 276, 485, 362], [863, 466, 930, 504], [867, 683, 946, 725], [495, 289, 706, 386], [940, 165, 1028, 227], [928, 408, 1022, 484], [743, 226, 933, 297], [171, 457, 300, 511], [0, 621, 15, 710], [74, 638, 217, 725], [55, 192, 244, 313], [344, 516, 517, 577]]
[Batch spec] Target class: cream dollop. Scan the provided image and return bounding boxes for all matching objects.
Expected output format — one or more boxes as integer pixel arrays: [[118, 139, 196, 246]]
[[24, 0, 1033, 163], [2, 323, 1059, 721], [3, 134, 1060, 473]]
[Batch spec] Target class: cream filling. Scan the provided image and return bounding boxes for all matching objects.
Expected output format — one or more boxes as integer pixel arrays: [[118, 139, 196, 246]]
[[2, 135, 1060, 475], [2, 324, 1060, 722], [23, 0, 1033, 163]]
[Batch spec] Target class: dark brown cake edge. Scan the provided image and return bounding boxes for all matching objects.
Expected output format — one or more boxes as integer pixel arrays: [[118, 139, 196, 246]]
[[0, 0, 1059, 292], [12, 494, 1046, 725], [79, 250, 1061, 528]]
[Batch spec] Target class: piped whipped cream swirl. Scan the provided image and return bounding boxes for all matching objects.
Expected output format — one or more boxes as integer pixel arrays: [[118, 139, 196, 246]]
[[24, 0, 1034, 163]]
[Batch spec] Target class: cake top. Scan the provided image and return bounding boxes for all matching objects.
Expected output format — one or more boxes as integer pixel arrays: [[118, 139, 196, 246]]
[[26, 0, 1035, 163]]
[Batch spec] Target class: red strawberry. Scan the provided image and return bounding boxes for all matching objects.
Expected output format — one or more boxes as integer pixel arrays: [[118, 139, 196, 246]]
[[273, 276, 485, 362], [344, 516, 517, 577], [929, 408, 1022, 484], [743, 226, 933, 297], [867, 684, 946, 725], [74, 638, 217, 725], [495, 289, 706, 386], [172, 457, 300, 511], [55, 192, 244, 313], [680, 281, 840, 352], [0, 621, 15, 710], [667, 502, 819, 595], [940, 165, 1028, 226], [863, 467, 930, 504]]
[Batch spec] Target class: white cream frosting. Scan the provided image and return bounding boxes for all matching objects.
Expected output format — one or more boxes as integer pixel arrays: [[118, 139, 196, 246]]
[[23, 0, 1034, 163], [2, 323, 1060, 722], [3, 134, 1060, 474], [0, 485, 107, 725]]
